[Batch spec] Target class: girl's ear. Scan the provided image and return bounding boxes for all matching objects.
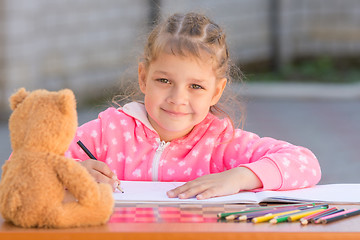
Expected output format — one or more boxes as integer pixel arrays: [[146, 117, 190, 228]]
[[138, 62, 147, 94], [211, 78, 227, 106]]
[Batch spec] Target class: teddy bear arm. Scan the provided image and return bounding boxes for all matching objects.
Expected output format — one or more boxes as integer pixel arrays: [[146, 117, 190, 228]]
[[48, 182, 114, 228], [52, 157, 115, 227], [54, 156, 102, 203]]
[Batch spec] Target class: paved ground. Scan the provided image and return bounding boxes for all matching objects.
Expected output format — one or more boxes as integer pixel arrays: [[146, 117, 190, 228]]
[[245, 98, 360, 184], [1, 82, 360, 184]]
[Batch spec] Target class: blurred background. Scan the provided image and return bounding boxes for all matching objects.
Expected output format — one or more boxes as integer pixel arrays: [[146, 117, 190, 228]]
[[0, 0, 359, 183]]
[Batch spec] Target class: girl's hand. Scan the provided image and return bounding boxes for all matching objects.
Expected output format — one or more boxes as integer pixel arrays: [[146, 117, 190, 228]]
[[167, 167, 263, 200], [79, 159, 121, 192]]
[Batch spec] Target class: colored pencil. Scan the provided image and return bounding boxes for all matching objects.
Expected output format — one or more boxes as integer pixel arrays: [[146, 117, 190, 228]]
[[269, 211, 302, 224], [311, 208, 343, 224], [288, 208, 326, 222], [221, 209, 267, 220], [219, 207, 277, 219], [300, 207, 338, 225], [237, 208, 295, 221], [220, 203, 315, 219], [77, 140, 124, 193], [240, 205, 314, 222], [320, 209, 360, 224], [252, 209, 301, 223], [270, 205, 328, 224], [313, 209, 345, 223]]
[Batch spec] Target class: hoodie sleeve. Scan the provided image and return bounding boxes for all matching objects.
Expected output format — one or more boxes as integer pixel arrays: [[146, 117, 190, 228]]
[[213, 128, 321, 191]]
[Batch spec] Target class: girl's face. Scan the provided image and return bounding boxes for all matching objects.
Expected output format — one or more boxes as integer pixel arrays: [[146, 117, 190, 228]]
[[138, 52, 227, 142]]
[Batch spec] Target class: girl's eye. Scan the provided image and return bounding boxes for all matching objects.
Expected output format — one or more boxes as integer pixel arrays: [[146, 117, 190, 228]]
[[157, 78, 170, 84], [190, 84, 204, 90]]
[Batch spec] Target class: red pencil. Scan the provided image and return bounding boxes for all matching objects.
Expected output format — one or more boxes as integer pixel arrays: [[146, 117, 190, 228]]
[[313, 209, 345, 224], [310, 208, 342, 223]]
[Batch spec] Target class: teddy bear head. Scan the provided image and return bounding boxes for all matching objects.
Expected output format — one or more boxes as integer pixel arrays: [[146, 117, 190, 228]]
[[8, 88, 78, 155]]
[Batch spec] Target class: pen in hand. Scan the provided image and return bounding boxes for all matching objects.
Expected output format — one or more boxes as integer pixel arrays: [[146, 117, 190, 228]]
[[76, 140, 124, 193]]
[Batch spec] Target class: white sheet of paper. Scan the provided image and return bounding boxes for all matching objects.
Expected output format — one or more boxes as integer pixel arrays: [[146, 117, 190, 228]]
[[113, 181, 360, 204], [113, 181, 258, 204]]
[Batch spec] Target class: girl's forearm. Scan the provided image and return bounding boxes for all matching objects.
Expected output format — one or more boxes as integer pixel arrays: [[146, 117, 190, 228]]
[[232, 167, 263, 191]]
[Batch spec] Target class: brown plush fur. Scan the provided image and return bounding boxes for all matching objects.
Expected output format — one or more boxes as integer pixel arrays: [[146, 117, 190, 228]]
[[0, 88, 114, 228]]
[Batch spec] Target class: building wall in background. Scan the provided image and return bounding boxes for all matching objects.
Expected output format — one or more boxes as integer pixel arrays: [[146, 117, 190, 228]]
[[161, 0, 360, 66], [0, 0, 7, 114], [0, 0, 148, 116], [0, 0, 359, 116]]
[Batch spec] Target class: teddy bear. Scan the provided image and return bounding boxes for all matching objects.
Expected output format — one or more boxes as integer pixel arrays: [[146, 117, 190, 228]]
[[0, 88, 114, 228]]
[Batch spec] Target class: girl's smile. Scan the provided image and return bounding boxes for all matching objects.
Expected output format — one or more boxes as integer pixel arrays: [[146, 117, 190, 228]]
[[161, 108, 190, 117]]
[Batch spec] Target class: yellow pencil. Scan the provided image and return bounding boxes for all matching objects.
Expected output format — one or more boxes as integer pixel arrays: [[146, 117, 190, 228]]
[[252, 209, 301, 223], [288, 208, 326, 222]]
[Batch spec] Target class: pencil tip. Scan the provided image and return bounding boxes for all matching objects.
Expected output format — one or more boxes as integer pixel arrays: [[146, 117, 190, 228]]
[[269, 219, 277, 224], [117, 185, 124, 193]]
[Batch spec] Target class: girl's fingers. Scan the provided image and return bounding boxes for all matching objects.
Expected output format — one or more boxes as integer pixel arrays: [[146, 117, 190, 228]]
[[167, 183, 191, 198], [167, 181, 209, 199], [196, 187, 223, 200], [81, 160, 119, 191], [90, 169, 112, 184], [91, 170, 119, 191], [167, 186, 185, 198], [166, 172, 233, 199], [91, 160, 117, 179]]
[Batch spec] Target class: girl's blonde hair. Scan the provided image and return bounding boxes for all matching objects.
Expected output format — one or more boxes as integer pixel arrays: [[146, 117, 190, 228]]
[[115, 12, 245, 128], [143, 12, 229, 79]]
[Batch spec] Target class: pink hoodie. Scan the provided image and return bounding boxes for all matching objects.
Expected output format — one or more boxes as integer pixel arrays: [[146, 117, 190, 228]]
[[65, 102, 321, 190]]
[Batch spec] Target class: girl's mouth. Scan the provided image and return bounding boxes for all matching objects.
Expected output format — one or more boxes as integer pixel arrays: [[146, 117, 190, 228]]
[[162, 108, 189, 117]]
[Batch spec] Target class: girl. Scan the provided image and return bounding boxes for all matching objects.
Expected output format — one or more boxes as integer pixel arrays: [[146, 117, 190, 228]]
[[66, 12, 321, 200]]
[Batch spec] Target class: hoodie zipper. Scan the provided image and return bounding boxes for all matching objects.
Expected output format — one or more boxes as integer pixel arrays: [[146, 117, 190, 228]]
[[152, 140, 170, 181]]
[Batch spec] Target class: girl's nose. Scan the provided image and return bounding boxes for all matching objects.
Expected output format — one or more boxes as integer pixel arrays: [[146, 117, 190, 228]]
[[168, 87, 188, 105]]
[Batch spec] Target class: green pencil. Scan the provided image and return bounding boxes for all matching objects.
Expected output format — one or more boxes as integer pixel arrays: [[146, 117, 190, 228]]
[[217, 209, 261, 219]]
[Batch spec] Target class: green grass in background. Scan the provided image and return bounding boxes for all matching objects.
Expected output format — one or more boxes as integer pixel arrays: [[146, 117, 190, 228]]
[[244, 57, 360, 83]]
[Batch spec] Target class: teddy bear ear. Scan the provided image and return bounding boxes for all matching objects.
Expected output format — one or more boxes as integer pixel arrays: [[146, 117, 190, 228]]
[[57, 89, 76, 114], [9, 88, 29, 110]]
